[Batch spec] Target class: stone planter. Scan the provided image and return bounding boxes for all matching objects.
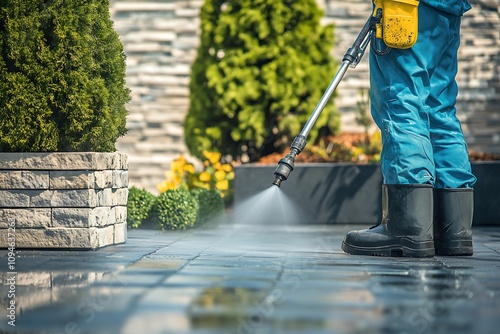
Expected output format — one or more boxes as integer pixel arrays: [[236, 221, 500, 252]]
[[0, 152, 128, 249], [234, 162, 500, 226]]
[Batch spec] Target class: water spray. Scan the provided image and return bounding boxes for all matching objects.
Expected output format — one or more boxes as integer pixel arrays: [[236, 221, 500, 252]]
[[273, 10, 384, 187]]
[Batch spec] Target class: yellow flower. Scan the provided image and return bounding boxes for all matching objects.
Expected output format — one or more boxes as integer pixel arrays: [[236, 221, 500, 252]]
[[214, 162, 222, 170], [157, 180, 177, 193], [157, 181, 168, 193], [165, 170, 176, 180], [352, 147, 364, 157], [171, 156, 186, 171], [203, 151, 221, 165], [199, 171, 211, 182], [227, 171, 235, 180], [214, 170, 226, 181], [215, 179, 229, 191], [221, 164, 232, 172], [183, 163, 195, 174]]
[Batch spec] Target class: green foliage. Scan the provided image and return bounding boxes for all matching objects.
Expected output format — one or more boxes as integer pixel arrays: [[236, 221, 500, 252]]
[[0, 0, 130, 152], [127, 187, 156, 229], [185, 0, 339, 162], [192, 188, 225, 225], [151, 189, 199, 230]]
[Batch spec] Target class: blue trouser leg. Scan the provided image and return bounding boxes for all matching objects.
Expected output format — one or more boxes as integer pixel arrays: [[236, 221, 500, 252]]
[[369, 2, 476, 188], [425, 11, 476, 188]]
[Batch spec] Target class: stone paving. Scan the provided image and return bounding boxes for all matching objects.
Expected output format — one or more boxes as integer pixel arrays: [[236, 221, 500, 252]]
[[1, 221, 500, 334]]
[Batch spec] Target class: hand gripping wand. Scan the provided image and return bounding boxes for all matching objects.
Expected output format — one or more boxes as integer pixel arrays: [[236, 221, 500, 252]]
[[272, 10, 383, 187]]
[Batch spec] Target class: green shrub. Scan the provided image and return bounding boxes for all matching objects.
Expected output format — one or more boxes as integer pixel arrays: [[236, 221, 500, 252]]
[[0, 0, 130, 152], [151, 189, 199, 230], [185, 0, 339, 163], [192, 188, 225, 225], [127, 187, 156, 229]]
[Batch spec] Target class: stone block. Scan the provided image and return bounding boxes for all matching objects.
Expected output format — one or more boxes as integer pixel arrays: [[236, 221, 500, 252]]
[[97, 188, 113, 207], [93, 207, 112, 227], [0, 208, 51, 228], [96, 188, 128, 207], [0, 152, 127, 171], [114, 188, 129, 206], [0, 153, 92, 170], [93, 154, 118, 170], [0, 226, 122, 249], [114, 222, 127, 244], [0, 228, 93, 249], [0, 171, 49, 189], [50, 171, 93, 189], [114, 206, 128, 225], [52, 207, 116, 228], [106, 206, 116, 226], [30, 190, 98, 208], [94, 170, 114, 189], [0, 190, 30, 207], [90, 226, 115, 249], [113, 170, 129, 188], [52, 208, 92, 228]]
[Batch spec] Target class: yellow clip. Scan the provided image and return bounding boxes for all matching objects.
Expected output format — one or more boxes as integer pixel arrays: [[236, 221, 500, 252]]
[[373, 0, 384, 40]]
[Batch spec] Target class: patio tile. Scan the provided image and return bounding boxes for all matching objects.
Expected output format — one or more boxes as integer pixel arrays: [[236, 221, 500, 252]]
[[1, 224, 499, 334]]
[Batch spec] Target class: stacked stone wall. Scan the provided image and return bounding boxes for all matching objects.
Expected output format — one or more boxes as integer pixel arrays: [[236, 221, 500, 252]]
[[111, 0, 500, 193], [0, 153, 128, 249]]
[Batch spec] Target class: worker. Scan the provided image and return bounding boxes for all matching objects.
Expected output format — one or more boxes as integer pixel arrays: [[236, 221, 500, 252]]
[[342, 0, 477, 257]]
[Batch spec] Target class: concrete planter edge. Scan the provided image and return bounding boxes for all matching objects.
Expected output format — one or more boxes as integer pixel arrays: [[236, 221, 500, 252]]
[[234, 162, 499, 226]]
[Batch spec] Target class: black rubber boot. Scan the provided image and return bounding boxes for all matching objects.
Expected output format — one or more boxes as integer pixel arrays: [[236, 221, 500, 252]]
[[434, 188, 474, 256], [342, 184, 435, 258]]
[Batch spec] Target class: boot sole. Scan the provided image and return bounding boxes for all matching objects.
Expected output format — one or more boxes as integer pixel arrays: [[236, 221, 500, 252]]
[[435, 240, 473, 256], [342, 239, 435, 258]]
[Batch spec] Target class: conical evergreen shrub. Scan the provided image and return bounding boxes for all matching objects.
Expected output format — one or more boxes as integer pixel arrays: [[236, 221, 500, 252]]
[[0, 0, 130, 152], [185, 0, 339, 162]]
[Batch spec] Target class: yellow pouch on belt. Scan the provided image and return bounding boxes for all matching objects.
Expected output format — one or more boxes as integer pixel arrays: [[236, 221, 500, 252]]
[[373, 0, 419, 49]]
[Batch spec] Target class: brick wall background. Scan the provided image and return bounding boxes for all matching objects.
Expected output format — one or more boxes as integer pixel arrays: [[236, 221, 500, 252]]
[[111, 0, 500, 194]]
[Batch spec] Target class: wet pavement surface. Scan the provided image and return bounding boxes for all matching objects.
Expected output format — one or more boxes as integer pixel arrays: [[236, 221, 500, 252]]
[[1, 222, 500, 334]]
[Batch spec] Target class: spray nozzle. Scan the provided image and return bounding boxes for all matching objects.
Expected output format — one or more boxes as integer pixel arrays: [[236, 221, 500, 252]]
[[272, 153, 296, 187], [272, 135, 306, 187]]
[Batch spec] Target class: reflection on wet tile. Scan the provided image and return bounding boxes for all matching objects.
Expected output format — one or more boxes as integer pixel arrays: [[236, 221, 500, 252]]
[[0, 271, 104, 315], [129, 257, 188, 270], [122, 309, 191, 334]]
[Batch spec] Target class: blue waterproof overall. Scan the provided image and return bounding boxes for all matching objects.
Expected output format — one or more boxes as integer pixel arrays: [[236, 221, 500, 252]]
[[370, 0, 477, 189]]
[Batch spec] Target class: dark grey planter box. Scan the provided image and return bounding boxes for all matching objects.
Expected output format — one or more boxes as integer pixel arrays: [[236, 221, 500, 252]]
[[234, 162, 500, 226]]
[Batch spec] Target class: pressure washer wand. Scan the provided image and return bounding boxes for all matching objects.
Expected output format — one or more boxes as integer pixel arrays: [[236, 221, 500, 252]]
[[272, 11, 382, 187]]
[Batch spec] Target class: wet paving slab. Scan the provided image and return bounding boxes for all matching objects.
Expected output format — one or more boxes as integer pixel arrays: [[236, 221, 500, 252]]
[[0, 224, 499, 334]]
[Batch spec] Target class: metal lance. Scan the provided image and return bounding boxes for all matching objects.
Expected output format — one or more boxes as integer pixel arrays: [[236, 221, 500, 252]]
[[272, 10, 383, 187]]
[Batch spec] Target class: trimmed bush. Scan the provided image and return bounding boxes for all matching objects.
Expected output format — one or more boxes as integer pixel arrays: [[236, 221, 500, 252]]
[[127, 187, 156, 229], [151, 189, 199, 230], [192, 188, 225, 225], [0, 0, 130, 152], [185, 0, 339, 162]]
